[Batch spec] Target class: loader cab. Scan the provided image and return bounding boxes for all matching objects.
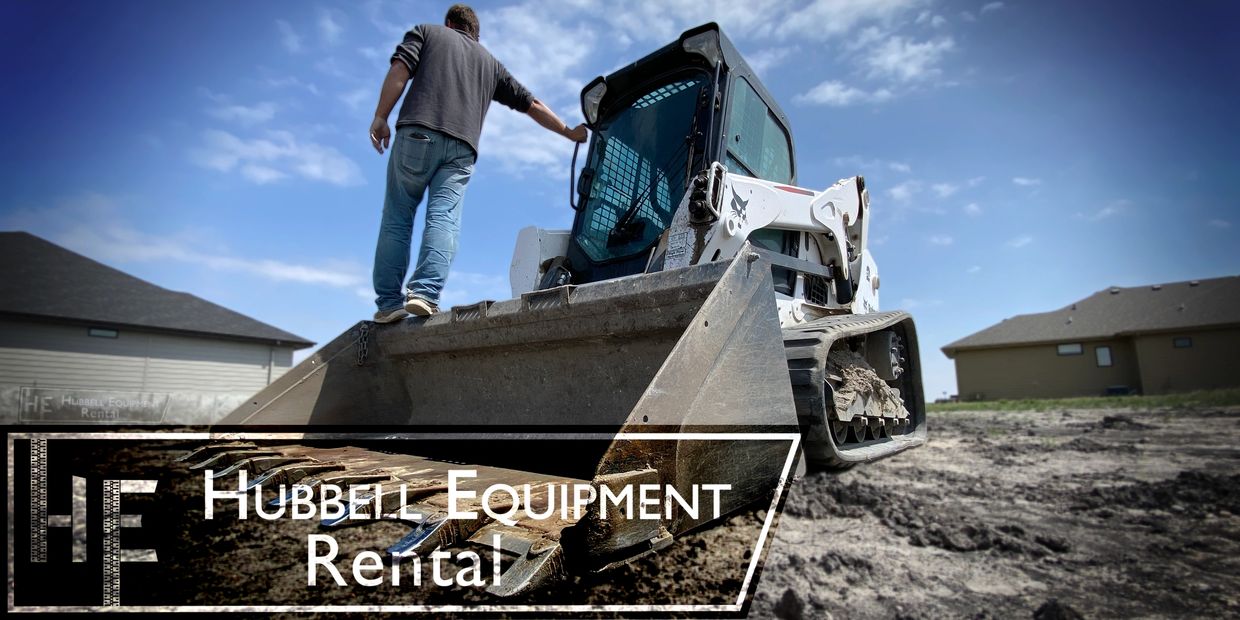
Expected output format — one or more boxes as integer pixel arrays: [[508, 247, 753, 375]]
[[564, 23, 797, 285]]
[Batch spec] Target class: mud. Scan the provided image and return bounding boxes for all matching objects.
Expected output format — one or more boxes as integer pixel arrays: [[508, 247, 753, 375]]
[[750, 406, 1240, 619], [61, 405, 1240, 617], [828, 348, 906, 419]]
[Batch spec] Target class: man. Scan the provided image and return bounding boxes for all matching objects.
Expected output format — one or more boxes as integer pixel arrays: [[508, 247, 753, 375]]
[[368, 4, 587, 323]]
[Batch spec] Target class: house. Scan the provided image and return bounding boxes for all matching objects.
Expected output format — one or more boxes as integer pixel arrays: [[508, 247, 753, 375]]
[[0, 232, 314, 423], [941, 276, 1240, 400]]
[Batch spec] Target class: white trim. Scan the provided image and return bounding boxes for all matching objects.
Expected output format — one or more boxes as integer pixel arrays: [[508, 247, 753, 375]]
[[7, 431, 801, 613]]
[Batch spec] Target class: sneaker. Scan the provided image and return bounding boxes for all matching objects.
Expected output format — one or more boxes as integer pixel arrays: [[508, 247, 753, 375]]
[[404, 296, 439, 317], [373, 307, 409, 323]]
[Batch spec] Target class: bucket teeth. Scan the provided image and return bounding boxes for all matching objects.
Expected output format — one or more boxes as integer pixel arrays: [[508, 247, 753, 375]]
[[386, 513, 451, 556], [176, 442, 256, 463], [470, 525, 566, 597], [189, 449, 280, 470], [209, 456, 314, 480]]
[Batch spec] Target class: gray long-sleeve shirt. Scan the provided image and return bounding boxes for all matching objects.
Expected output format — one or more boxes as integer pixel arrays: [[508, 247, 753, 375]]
[[390, 24, 534, 155]]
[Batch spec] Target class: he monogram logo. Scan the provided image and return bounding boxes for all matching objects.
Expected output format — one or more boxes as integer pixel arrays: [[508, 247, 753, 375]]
[[28, 438, 158, 607]]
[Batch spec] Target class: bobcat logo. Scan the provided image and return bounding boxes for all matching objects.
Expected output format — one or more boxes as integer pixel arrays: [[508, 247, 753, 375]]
[[729, 192, 749, 225]]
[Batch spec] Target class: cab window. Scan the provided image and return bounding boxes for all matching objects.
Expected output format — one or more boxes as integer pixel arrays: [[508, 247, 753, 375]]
[[726, 78, 793, 183]]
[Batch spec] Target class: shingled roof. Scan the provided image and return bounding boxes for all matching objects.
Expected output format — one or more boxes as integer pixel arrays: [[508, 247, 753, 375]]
[[942, 275, 1240, 357], [0, 232, 313, 348]]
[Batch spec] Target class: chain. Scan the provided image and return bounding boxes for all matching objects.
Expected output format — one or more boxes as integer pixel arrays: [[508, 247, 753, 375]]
[[356, 321, 370, 366]]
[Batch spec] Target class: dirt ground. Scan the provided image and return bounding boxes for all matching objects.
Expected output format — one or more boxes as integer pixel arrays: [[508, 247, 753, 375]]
[[46, 404, 1239, 617], [749, 405, 1240, 619]]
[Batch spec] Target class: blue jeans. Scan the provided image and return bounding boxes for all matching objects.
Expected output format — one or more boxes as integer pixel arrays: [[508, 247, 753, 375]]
[[373, 125, 476, 311]]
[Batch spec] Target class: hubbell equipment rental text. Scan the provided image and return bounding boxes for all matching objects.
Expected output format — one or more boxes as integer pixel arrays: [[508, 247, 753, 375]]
[[203, 469, 732, 588]]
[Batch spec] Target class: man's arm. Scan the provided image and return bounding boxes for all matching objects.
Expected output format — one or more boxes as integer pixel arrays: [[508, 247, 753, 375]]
[[369, 61, 412, 155], [527, 99, 588, 143]]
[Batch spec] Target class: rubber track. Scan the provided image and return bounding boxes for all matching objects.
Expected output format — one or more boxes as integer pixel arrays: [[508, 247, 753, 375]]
[[783, 310, 915, 469]]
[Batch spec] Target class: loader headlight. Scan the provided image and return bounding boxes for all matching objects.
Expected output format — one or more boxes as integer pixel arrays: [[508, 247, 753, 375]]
[[681, 30, 722, 67], [581, 78, 607, 127]]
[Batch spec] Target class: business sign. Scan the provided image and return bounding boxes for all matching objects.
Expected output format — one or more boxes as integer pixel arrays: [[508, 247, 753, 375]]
[[19, 388, 169, 423]]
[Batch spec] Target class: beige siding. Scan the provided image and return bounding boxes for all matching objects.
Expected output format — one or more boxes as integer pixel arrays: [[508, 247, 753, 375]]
[[1132, 327, 1240, 394], [953, 338, 1141, 400], [0, 318, 296, 420]]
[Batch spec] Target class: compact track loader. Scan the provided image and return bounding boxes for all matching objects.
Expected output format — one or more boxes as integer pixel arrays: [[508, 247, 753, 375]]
[[180, 23, 926, 596]]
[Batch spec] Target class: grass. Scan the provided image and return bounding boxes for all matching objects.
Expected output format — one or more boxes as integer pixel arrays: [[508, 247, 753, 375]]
[[927, 388, 1240, 413]]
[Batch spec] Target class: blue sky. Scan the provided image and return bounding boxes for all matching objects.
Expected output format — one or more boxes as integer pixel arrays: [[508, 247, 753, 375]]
[[2, 0, 1237, 399]]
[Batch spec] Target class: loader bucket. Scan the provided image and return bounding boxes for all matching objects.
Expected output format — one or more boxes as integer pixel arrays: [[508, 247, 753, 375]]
[[206, 246, 800, 591], [223, 247, 795, 433]]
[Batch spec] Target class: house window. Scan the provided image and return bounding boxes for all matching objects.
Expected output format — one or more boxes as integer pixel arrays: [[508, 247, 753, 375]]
[[1173, 336, 1192, 348], [88, 327, 119, 338], [1057, 343, 1083, 356], [1095, 346, 1113, 367]]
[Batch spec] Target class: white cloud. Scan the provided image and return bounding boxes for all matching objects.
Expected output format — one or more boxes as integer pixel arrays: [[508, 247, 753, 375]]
[[963, 202, 982, 216], [439, 271, 512, 308], [1, 194, 367, 290], [478, 106, 576, 178], [795, 80, 893, 106], [927, 234, 953, 246], [886, 180, 920, 203], [898, 297, 943, 310], [863, 36, 955, 82], [339, 88, 371, 112], [314, 56, 350, 79], [960, 10, 976, 22], [191, 129, 364, 187], [265, 76, 320, 96], [207, 101, 277, 125], [967, 265, 981, 274], [240, 164, 286, 184], [200, 89, 277, 125], [1208, 218, 1231, 229], [965, 176, 985, 187], [931, 182, 958, 198], [981, 2, 1005, 13], [480, 2, 596, 101], [1075, 200, 1128, 222], [1012, 176, 1042, 186], [588, 0, 915, 46], [833, 156, 911, 173], [915, 11, 947, 27], [779, 0, 923, 41], [1006, 234, 1033, 248], [362, 0, 411, 40], [746, 46, 797, 75], [276, 19, 302, 53], [359, 47, 383, 60], [319, 10, 344, 44]]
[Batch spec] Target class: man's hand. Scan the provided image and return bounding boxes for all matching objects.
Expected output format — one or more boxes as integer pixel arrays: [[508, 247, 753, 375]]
[[566, 124, 588, 143], [527, 99, 589, 144], [369, 116, 391, 155], [370, 61, 411, 155]]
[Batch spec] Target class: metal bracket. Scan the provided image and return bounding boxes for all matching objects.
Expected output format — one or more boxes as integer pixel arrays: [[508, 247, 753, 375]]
[[521, 284, 576, 311], [451, 300, 494, 322]]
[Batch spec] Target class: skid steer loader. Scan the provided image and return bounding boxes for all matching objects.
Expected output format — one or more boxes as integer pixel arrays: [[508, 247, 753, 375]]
[[180, 23, 925, 597]]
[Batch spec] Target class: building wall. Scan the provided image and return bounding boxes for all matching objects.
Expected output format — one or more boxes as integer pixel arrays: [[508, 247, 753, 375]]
[[0, 318, 295, 424], [1132, 327, 1240, 394], [952, 338, 1141, 400]]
